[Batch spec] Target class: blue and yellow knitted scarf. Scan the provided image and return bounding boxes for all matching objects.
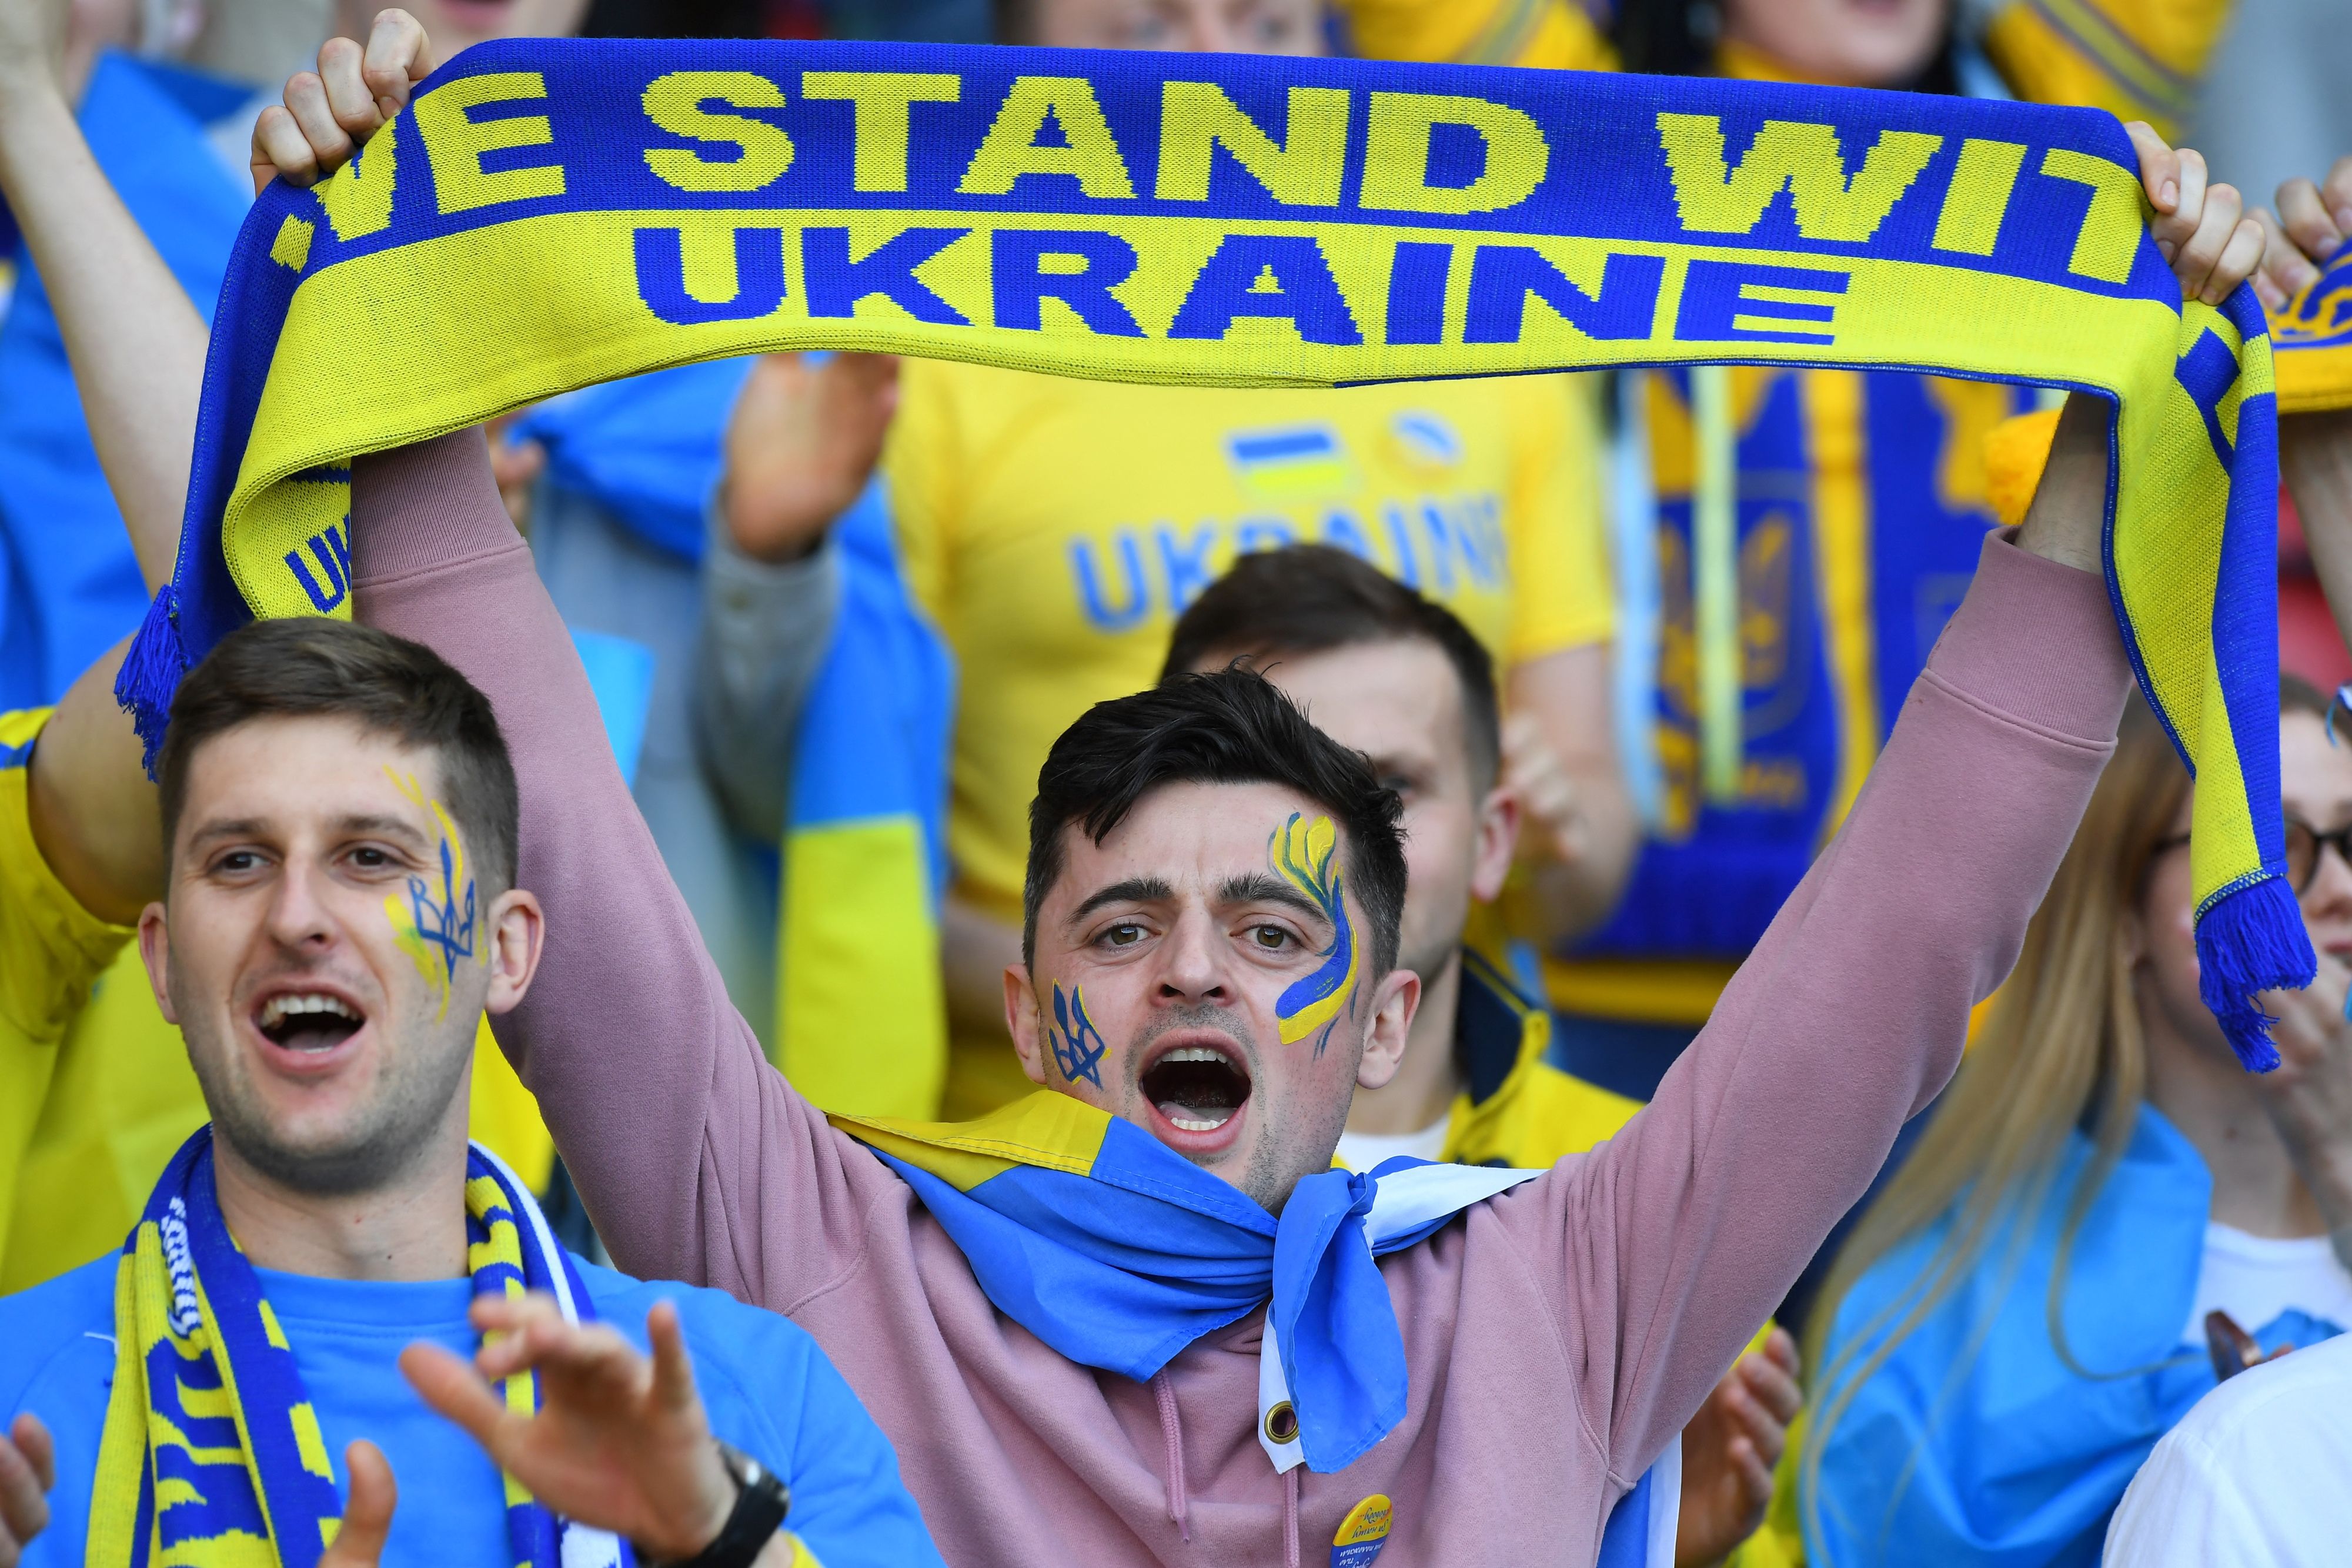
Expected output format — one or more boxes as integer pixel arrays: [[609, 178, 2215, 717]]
[[89, 1128, 630, 1568], [121, 39, 2314, 1062]]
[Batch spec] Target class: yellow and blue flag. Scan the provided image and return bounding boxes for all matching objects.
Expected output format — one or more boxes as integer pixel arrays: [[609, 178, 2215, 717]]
[[831, 1094, 1537, 1473], [121, 38, 2308, 1064]]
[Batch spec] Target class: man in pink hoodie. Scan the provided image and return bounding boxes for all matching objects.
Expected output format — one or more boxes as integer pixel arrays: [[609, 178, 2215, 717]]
[[251, 24, 2260, 1564]]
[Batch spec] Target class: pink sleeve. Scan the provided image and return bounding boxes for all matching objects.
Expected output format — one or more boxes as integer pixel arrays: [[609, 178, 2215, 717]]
[[346, 431, 891, 1300], [1511, 531, 2134, 1486]]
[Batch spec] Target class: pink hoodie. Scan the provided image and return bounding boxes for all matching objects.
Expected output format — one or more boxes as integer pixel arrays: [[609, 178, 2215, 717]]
[[352, 432, 2130, 1567]]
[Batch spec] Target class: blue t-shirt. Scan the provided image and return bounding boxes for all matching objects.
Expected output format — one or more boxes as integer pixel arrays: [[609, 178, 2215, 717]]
[[0, 1254, 943, 1567]]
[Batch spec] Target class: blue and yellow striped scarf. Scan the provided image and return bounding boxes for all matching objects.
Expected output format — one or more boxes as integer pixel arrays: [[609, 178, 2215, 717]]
[[90, 1128, 630, 1568], [121, 39, 2312, 1062]]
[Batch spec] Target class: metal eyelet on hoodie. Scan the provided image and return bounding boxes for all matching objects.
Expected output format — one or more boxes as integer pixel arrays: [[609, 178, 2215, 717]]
[[1264, 1400, 1298, 1445]]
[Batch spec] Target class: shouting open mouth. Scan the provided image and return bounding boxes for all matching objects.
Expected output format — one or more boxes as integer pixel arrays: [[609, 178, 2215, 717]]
[[252, 987, 368, 1066], [1138, 1037, 1254, 1151]]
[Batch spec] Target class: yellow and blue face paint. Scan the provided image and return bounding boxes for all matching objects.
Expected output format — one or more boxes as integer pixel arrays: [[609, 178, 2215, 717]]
[[1269, 814, 1361, 1055], [1049, 982, 1109, 1089], [383, 769, 477, 1020]]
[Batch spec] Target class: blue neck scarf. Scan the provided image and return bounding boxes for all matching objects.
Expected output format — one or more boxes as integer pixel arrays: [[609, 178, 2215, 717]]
[[832, 1094, 1538, 1473]]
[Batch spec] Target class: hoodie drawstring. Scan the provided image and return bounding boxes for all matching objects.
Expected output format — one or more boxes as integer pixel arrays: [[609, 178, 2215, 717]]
[[1150, 1370, 1191, 1542], [1283, 1466, 1301, 1568]]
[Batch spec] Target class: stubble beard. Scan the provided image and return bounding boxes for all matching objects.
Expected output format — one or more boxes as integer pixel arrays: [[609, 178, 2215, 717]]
[[178, 967, 476, 1199]]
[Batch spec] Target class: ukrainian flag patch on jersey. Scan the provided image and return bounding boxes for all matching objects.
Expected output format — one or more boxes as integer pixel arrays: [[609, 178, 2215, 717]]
[[1226, 426, 1356, 500]]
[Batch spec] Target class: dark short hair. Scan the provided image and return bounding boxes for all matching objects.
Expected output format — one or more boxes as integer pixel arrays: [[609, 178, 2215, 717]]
[[1159, 544, 1503, 788], [1023, 669, 1406, 975], [991, 0, 1033, 42], [158, 618, 519, 892]]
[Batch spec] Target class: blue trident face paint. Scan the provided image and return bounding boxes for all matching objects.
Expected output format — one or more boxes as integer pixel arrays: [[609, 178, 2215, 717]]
[[1269, 813, 1360, 1055], [1051, 982, 1108, 1089], [382, 768, 477, 1021]]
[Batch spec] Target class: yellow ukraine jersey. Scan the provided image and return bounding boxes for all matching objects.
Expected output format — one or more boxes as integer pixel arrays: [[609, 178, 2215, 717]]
[[886, 365, 1614, 1115], [0, 707, 209, 1290]]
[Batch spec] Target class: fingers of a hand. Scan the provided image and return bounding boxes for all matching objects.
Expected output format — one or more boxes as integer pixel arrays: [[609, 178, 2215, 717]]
[[1728, 1435, 1773, 1508], [362, 8, 432, 116], [648, 1300, 701, 1415], [2278, 177, 2347, 268], [282, 72, 357, 178], [2153, 145, 2210, 259], [2171, 178, 2243, 300], [399, 1342, 517, 1448], [252, 104, 322, 189], [2124, 122, 2180, 213], [9, 1417, 51, 1495], [1738, 1352, 1803, 1427], [315, 36, 383, 138], [2256, 210, 2313, 310], [2324, 155, 2352, 238], [2206, 212, 2266, 304], [1763, 1326, 1800, 1375], [0, 1433, 49, 1547], [469, 1288, 566, 1338], [325, 1441, 396, 1567]]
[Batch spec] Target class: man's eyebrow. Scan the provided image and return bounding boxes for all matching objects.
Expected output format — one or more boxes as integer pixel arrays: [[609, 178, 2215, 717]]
[[186, 813, 430, 850], [1217, 872, 1326, 924], [1068, 876, 1177, 924], [183, 817, 271, 848], [335, 813, 432, 844]]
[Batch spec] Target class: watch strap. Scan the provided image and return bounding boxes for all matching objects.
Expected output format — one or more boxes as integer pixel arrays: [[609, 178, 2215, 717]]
[[646, 1442, 790, 1568]]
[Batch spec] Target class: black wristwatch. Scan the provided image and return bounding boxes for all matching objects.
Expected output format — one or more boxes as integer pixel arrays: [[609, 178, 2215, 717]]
[[642, 1441, 791, 1568]]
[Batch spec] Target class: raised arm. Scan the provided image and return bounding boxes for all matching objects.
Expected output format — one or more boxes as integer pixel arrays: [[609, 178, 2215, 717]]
[[0, 0, 207, 920], [0, 0, 202, 593], [350, 428, 877, 1293], [245, 14, 883, 1295], [693, 351, 884, 842], [1518, 132, 2263, 1487]]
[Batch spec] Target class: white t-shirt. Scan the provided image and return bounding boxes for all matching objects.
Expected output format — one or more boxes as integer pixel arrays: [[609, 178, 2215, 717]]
[[2104, 1329, 2352, 1566], [1334, 1115, 1451, 1173], [2180, 1223, 2352, 1346]]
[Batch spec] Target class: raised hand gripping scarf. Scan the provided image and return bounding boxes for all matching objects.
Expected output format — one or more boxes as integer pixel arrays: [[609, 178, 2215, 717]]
[[123, 37, 2309, 1062], [91, 1128, 630, 1568], [828, 1093, 1538, 1474], [2273, 236, 2352, 416]]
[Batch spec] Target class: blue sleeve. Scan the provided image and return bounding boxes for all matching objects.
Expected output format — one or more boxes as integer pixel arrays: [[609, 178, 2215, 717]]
[[0, 1258, 125, 1568], [598, 1275, 943, 1568]]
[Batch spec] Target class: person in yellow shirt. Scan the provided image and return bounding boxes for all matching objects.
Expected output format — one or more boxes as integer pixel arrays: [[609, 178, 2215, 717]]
[[719, 5, 1635, 1125]]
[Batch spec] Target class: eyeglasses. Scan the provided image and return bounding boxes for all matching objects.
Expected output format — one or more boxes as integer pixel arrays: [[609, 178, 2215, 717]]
[[2151, 822, 2352, 894], [2286, 817, 2352, 894]]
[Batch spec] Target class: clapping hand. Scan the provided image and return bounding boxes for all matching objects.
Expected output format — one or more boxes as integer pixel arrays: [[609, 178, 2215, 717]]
[[400, 1293, 743, 1563]]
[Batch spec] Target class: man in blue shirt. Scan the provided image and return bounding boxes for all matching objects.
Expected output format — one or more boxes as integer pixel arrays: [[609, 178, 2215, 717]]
[[0, 614, 941, 1568]]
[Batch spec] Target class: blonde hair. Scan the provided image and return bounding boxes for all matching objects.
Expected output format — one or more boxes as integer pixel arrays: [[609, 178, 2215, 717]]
[[1799, 680, 2330, 1552]]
